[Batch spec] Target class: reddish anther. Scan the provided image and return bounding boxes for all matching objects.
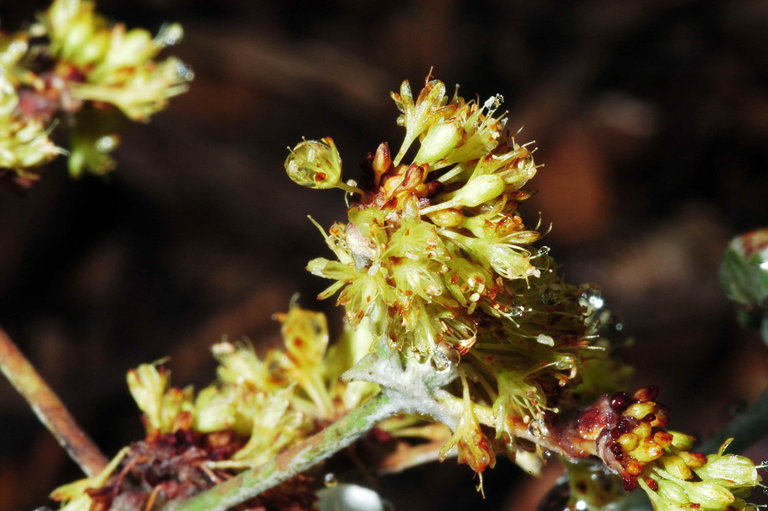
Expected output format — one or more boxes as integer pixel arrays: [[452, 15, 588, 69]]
[[610, 392, 631, 411]]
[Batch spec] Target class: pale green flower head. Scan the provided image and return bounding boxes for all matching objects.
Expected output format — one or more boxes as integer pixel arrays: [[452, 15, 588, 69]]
[[285, 137, 344, 189], [42, 0, 191, 121]]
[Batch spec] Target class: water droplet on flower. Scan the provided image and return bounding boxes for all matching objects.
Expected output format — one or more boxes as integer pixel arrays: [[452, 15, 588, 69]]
[[324, 473, 338, 487], [536, 334, 555, 346], [510, 305, 526, 317], [95, 135, 118, 152], [580, 287, 605, 311], [157, 23, 184, 46], [431, 342, 459, 371], [175, 62, 195, 81]]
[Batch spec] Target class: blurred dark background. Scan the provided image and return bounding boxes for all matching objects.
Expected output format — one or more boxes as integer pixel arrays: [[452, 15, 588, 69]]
[[1, 0, 767, 509]]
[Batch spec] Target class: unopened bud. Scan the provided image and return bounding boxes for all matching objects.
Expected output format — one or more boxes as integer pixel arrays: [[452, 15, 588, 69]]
[[660, 454, 693, 481], [657, 480, 690, 505], [451, 174, 506, 208], [683, 481, 735, 510], [669, 431, 696, 451], [428, 208, 464, 227], [414, 120, 462, 164], [694, 453, 761, 489]]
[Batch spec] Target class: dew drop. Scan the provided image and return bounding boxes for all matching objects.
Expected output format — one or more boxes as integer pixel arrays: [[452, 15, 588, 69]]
[[431, 342, 459, 371], [175, 62, 195, 81], [95, 135, 118, 152], [157, 23, 184, 46], [324, 473, 338, 487]]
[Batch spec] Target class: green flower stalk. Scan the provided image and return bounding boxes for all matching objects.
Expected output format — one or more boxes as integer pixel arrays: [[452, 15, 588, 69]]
[[0, 0, 189, 182]]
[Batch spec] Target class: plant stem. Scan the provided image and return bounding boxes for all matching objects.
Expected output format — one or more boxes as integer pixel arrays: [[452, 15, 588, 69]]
[[166, 392, 396, 511], [0, 327, 108, 477]]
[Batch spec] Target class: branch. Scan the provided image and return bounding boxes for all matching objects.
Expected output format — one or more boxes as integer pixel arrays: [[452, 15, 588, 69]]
[[698, 385, 768, 455], [166, 392, 397, 511], [0, 327, 108, 477]]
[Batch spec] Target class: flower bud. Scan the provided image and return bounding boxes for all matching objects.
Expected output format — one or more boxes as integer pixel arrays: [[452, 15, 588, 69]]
[[683, 481, 735, 510], [451, 174, 506, 208], [617, 433, 639, 451], [678, 451, 707, 468], [624, 402, 656, 420], [428, 208, 465, 227], [285, 137, 343, 189], [656, 480, 689, 505], [669, 431, 696, 451], [630, 438, 665, 463], [414, 120, 462, 164], [694, 453, 761, 489], [77, 30, 109, 65], [103, 27, 155, 70], [660, 454, 693, 480]]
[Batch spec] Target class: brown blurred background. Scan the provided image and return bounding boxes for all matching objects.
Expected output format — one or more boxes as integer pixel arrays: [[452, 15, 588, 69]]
[[1, 0, 767, 509]]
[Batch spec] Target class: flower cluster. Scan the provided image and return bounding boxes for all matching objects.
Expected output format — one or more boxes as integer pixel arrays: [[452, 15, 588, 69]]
[[51, 303, 376, 510], [287, 76, 630, 478], [0, 71, 62, 176], [0, 0, 189, 182]]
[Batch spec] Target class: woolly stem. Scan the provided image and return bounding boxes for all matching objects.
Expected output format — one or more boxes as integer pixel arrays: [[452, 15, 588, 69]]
[[166, 392, 396, 511]]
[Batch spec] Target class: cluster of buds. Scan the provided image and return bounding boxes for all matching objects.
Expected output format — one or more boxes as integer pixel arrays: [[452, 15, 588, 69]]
[[597, 386, 673, 485], [286, 75, 631, 478], [0, 0, 189, 183], [555, 387, 764, 511], [640, 438, 763, 511]]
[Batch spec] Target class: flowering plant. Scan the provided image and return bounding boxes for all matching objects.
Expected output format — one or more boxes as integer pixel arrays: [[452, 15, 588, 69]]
[[0, 4, 766, 511]]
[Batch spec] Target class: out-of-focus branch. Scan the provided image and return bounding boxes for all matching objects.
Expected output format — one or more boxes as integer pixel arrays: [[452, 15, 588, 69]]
[[699, 386, 768, 455], [0, 327, 107, 477]]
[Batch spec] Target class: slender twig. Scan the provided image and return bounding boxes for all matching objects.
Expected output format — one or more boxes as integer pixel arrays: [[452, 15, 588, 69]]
[[166, 392, 397, 511], [377, 440, 446, 475], [0, 327, 108, 477]]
